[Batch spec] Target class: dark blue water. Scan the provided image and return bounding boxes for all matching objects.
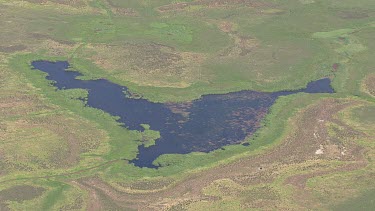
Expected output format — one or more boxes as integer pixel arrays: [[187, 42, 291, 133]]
[[31, 61, 334, 168]]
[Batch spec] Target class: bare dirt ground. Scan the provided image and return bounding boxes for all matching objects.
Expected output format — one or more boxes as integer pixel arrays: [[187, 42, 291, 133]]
[[72, 98, 370, 210]]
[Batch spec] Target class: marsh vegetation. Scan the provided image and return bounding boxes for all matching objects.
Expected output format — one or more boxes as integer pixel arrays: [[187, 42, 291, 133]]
[[0, 0, 374, 210]]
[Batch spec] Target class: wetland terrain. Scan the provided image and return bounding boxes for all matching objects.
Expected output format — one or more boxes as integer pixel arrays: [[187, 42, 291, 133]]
[[0, 0, 374, 210], [31, 60, 333, 168]]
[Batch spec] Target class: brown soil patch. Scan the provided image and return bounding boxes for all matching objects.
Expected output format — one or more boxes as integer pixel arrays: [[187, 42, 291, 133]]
[[220, 34, 259, 57], [36, 39, 76, 57], [105, 0, 138, 16], [158, 2, 189, 12], [23, 0, 48, 3], [0, 109, 106, 172], [24, 0, 86, 7], [88, 43, 207, 88], [215, 20, 259, 57], [29, 33, 75, 45], [91, 43, 181, 71], [285, 161, 368, 191], [0, 185, 45, 210], [364, 74, 375, 97], [72, 98, 369, 210], [27, 114, 105, 167], [51, 0, 86, 7], [0, 64, 107, 173], [0, 45, 27, 53], [123, 178, 176, 191], [111, 8, 138, 16], [218, 21, 234, 33], [71, 181, 102, 211], [157, 0, 275, 12], [0, 94, 51, 117], [337, 10, 372, 19], [196, 0, 274, 9]]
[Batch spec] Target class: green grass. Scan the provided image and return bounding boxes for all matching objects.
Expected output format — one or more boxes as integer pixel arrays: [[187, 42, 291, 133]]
[[333, 189, 375, 211], [313, 28, 357, 38], [352, 105, 375, 124], [7, 53, 333, 184], [0, 0, 375, 209]]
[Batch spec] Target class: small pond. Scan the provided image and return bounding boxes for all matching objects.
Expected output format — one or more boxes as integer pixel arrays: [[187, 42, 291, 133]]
[[31, 61, 334, 168]]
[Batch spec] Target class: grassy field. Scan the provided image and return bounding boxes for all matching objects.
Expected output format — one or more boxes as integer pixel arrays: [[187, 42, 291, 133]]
[[0, 0, 374, 210]]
